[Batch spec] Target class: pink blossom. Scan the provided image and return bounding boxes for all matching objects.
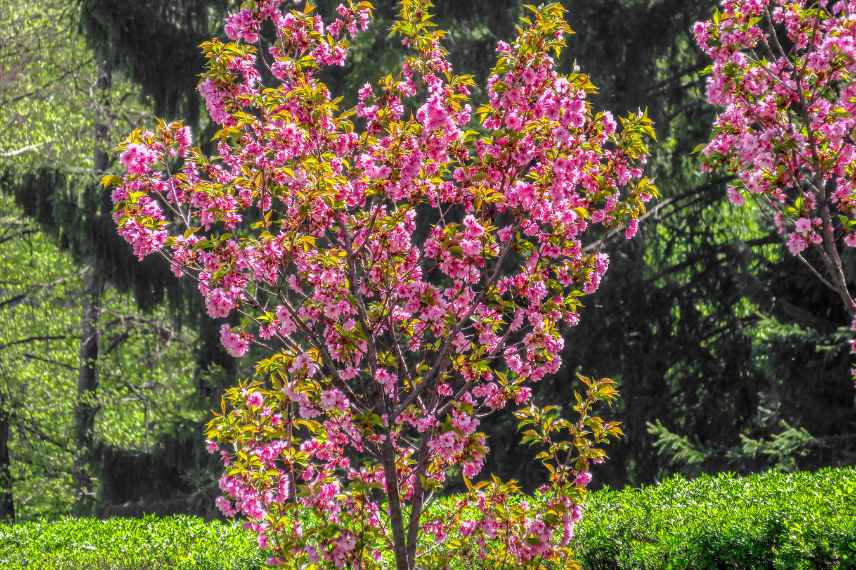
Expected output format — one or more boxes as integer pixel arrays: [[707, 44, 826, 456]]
[[224, 9, 259, 43], [575, 471, 592, 486], [246, 391, 264, 408], [220, 324, 250, 358], [375, 369, 397, 397], [624, 218, 639, 240], [794, 217, 812, 234], [320, 389, 348, 411], [787, 232, 808, 256], [697, 0, 856, 315], [120, 143, 159, 175], [726, 187, 745, 206]]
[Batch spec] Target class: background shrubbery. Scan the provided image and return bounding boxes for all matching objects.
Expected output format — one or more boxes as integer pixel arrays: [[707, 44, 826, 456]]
[[3, 467, 852, 569]]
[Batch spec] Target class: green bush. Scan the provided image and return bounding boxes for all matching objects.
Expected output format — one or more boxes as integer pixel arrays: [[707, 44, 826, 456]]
[[573, 467, 856, 569], [0, 515, 263, 569], [1, 467, 853, 569]]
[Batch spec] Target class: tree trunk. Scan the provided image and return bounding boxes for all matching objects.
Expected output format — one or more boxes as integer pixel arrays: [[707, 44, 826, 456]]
[[73, 49, 111, 515], [0, 396, 14, 522], [405, 437, 432, 566], [381, 434, 409, 570], [73, 258, 104, 514]]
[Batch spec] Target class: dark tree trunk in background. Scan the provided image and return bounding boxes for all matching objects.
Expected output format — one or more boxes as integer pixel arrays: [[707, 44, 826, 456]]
[[74, 260, 104, 513], [73, 50, 111, 515], [0, 397, 14, 522]]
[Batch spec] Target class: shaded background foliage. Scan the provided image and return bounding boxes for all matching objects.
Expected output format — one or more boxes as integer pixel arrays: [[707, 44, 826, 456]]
[[0, 0, 853, 519]]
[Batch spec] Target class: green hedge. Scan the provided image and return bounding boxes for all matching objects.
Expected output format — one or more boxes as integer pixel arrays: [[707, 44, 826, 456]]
[[0, 516, 263, 569], [574, 466, 856, 569], [1, 467, 853, 569]]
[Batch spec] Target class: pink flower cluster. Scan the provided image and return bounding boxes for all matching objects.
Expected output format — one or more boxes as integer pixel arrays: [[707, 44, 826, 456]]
[[110, 0, 654, 566], [120, 143, 159, 175]]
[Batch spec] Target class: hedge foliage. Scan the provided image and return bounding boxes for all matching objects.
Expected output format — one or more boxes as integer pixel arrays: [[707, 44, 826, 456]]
[[573, 466, 856, 569], [0, 515, 263, 569], [1, 467, 853, 569]]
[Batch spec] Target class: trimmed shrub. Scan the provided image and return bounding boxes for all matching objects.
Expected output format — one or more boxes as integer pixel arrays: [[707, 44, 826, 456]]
[[0, 515, 263, 569], [1, 467, 853, 569], [574, 467, 856, 569]]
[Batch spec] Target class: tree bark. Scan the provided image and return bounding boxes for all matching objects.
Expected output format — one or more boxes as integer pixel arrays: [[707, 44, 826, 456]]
[[405, 438, 432, 567], [0, 396, 14, 522], [381, 434, 409, 570], [72, 49, 111, 515], [73, 257, 104, 514]]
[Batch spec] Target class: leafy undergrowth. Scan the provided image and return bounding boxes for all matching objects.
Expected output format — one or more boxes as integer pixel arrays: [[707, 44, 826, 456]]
[[1, 467, 853, 569]]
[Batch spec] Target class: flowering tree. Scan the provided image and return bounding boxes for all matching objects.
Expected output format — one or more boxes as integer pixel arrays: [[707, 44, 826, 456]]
[[694, 1, 856, 322], [108, 0, 655, 567]]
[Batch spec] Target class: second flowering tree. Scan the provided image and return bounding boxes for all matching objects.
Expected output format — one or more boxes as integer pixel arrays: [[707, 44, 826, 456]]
[[695, 0, 856, 316], [108, 0, 656, 567]]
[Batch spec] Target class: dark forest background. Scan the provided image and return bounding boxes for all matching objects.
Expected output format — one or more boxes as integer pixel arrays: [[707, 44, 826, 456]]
[[0, 0, 853, 521]]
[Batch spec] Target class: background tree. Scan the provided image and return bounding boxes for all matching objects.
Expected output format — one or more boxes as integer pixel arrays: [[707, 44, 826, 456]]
[[0, 0, 206, 517]]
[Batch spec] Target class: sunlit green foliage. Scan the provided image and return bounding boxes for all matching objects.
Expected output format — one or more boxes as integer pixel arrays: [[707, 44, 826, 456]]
[[0, 194, 202, 517], [2, 468, 852, 569], [576, 467, 856, 569], [0, 515, 263, 569], [0, 0, 93, 168], [0, 0, 149, 171]]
